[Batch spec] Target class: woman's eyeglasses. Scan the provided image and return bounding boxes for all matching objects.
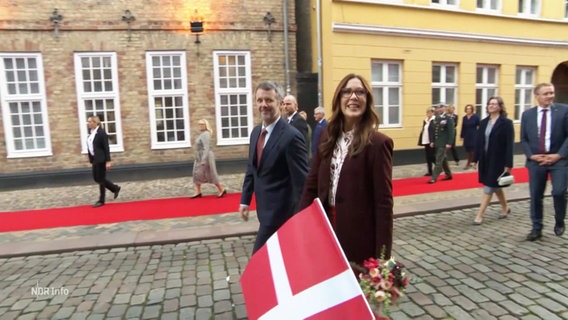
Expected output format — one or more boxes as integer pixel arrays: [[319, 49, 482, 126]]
[[340, 87, 367, 97]]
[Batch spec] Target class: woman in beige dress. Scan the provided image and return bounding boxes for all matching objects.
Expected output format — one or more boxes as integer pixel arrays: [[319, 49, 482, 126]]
[[190, 119, 226, 198]]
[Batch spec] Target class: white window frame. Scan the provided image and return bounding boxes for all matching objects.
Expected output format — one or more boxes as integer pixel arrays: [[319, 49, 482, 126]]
[[213, 51, 253, 146], [145, 51, 190, 149], [0, 53, 52, 158], [431, 0, 459, 6], [432, 63, 458, 107], [518, 0, 540, 16], [74, 52, 124, 154], [476, 0, 501, 13], [514, 67, 536, 122], [371, 60, 402, 128], [475, 65, 499, 118]]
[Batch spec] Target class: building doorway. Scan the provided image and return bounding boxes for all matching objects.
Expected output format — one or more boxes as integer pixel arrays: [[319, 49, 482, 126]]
[[552, 61, 568, 104]]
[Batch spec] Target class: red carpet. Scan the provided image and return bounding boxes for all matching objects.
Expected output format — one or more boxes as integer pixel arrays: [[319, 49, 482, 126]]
[[393, 167, 528, 197], [0, 167, 528, 232]]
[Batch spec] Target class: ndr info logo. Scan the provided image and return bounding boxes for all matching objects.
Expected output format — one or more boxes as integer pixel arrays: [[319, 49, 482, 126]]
[[31, 281, 69, 296]]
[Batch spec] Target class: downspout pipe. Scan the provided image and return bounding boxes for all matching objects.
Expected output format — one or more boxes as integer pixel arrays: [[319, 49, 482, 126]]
[[283, 0, 291, 94], [316, 0, 322, 108]]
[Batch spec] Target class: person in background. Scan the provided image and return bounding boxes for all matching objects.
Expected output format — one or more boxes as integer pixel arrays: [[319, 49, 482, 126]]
[[447, 104, 460, 166], [240, 82, 309, 253], [460, 104, 481, 170], [312, 106, 328, 156], [428, 103, 455, 184], [299, 73, 394, 264], [299, 110, 313, 159], [471, 97, 514, 225], [86, 115, 121, 208], [418, 107, 436, 176], [282, 95, 310, 152], [521, 83, 568, 241], [190, 119, 226, 199]]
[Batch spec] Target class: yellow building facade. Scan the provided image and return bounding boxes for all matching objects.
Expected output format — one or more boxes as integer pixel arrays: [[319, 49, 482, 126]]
[[315, 0, 568, 150]]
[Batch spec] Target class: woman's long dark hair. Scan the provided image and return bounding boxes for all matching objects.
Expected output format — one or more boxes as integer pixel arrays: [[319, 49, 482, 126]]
[[319, 73, 380, 157]]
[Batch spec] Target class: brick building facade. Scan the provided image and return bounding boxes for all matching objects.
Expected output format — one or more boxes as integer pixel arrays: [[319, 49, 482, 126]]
[[0, 0, 297, 180]]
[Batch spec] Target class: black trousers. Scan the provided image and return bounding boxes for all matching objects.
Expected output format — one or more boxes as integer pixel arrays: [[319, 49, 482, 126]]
[[252, 224, 280, 253], [92, 162, 118, 203], [424, 145, 435, 174]]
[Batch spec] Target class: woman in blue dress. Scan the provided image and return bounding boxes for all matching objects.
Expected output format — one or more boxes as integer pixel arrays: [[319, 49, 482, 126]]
[[460, 104, 480, 169]]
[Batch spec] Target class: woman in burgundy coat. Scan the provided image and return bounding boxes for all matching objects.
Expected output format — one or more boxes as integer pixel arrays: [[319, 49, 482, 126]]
[[299, 74, 394, 265]]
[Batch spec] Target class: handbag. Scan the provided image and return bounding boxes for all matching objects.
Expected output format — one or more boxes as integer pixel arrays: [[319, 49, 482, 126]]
[[497, 171, 515, 187]]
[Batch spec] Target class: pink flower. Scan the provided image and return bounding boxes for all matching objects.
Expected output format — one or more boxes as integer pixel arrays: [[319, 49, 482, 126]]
[[363, 258, 379, 269]]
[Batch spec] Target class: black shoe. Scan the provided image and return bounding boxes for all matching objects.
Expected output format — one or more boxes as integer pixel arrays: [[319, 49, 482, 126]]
[[114, 186, 121, 199], [554, 225, 565, 236], [498, 208, 511, 219], [526, 231, 542, 241], [428, 179, 436, 184], [92, 201, 105, 208], [189, 193, 202, 199], [442, 175, 453, 181], [217, 189, 227, 198], [423, 173, 432, 176]]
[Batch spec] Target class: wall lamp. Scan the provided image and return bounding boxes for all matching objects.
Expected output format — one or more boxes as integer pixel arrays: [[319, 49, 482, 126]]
[[263, 12, 276, 42], [49, 8, 63, 39], [122, 9, 136, 41], [190, 9, 204, 44]]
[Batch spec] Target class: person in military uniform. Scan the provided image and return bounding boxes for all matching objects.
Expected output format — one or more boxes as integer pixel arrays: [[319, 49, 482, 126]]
[[428, 103, 455, 183]]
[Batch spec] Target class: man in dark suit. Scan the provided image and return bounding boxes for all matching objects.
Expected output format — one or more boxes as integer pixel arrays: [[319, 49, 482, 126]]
[[520, 83, 568, 241], [428, 103, 455, 183], [87, 115, 121, 208], [282, 94, 310, 154], [312, 106, 328, 156], [239, 82, 309, 253]]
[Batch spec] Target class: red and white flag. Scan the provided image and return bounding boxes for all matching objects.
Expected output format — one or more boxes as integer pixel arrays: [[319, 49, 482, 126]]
[[240, 199, 375, 320]]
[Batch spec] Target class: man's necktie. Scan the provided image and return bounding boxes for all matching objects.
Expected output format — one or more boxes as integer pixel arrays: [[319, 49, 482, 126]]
[[256, 128, 267, 165], [539, 109, 548, 154]]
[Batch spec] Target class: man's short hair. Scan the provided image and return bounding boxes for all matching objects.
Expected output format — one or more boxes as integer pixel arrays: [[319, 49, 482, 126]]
[[314, 106, 325, 115]]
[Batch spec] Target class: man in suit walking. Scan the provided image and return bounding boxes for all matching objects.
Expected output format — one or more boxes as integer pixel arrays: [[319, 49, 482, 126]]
[[282, 95, 310, 153], [521, 83, 568, 241], [428, 103, 455, 183], [239, 82, 309, 253], [312, 106, 328, 156], [87, 115, 121, 208]]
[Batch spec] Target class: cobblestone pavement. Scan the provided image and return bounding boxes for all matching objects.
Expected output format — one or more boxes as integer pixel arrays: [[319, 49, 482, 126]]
[[1, 198, 567, 319]]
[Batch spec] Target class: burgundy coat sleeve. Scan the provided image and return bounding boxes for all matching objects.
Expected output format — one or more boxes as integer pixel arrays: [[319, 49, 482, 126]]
[[370, 133, 394, 259]]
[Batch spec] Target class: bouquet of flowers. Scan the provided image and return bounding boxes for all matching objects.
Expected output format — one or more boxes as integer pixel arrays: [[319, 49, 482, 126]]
[[354, 257, 410, 318]]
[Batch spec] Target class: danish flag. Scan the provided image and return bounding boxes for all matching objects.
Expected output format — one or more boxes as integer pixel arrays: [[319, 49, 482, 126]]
[[240, 199, 375, 319]]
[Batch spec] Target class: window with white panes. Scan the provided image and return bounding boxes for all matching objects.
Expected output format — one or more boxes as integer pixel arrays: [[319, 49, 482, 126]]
[[432, 63, 458, 106], [213, 51, 253, 145], [371, 61, 402, 127], [514, 67, 535, 121], [475, 65, 499, 118], [74, 52, 123, 153], [518, 0, 540, 16], [145, 51, 190, 149], [477, 0, 500, 11], [0, 53, 52, 158], [431, 0, 458, 5]]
